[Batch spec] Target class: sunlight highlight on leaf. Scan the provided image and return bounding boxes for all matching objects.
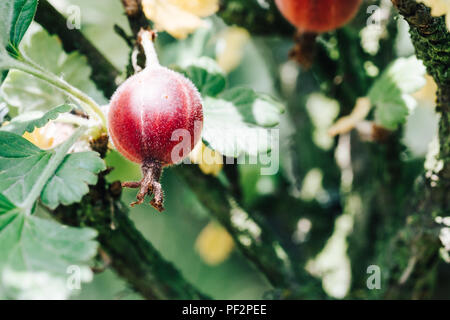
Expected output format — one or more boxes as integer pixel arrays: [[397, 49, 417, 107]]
[[142, 0, 219, 39], [23, 127, 54, 149], [21, 121, 76, 150]]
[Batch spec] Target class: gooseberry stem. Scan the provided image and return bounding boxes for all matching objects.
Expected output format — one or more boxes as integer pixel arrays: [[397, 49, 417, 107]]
[[138, 29, 159, 68]]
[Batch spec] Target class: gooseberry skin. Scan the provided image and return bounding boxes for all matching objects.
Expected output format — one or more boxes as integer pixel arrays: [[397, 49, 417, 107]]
[[108, 66, 203, 166], [275, 0, 362, 33]]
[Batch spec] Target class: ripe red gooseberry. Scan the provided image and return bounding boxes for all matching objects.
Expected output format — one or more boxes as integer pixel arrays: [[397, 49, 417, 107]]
[[275, 0, 362, 33], [108, 30, 203, 212]]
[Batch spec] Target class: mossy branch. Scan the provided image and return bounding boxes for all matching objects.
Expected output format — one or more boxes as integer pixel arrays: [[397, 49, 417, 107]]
[[383, 0, 450, 298], [173, 166, 326, 298], [53, 171, 209, 300], [218, 0, 294, 36], [392, 0, 450, 168]]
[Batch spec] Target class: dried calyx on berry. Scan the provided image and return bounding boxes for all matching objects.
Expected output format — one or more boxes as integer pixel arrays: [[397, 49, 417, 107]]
[[108, 29, 203, 212]]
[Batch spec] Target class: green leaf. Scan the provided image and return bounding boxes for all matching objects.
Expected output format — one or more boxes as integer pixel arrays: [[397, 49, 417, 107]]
[[0, 0, 38, 50], [202, 96, 281, 157], [176, 58, 284, 156], [368, 56, 426, 130], [176, 57, 226, 97], [220, 87, 285, 127], [0, 194, 98, 299], [0, 130, 51, 206], [41, 151, 106, 209], [1, 28, 106, 113], [1, 104, 72, 135], [0, 128, 105, 209], [0, 0, 38, 86], [0, 131, 99, 299], [8, 0, 38, 50]]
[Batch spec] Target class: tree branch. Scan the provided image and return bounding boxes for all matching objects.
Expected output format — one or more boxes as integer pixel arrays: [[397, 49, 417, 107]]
[[392, 0, 450, 168], [120, 0, 148, 36], [173, 166, 326, 298], [175, 166, 294, 287], [53, 171, 209, 300], [218, 0, 293, 36], [381, 0, 450, 298]]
